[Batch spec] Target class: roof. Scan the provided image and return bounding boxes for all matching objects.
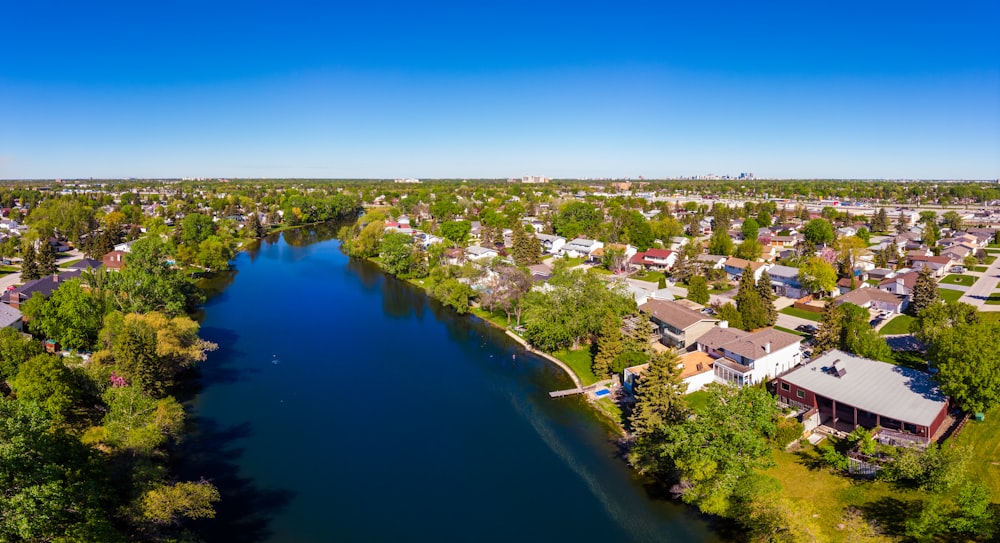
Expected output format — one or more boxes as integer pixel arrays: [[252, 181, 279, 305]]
[[835, 288, 905, 307], [66, 257, 103, 270], [767, 264, 800, 279], [639, 299, 717, 330], [1, 270, 83, 304], [878, 271, 918, 289], [910, 255, 953, 265], [696, 254, 727, 263], [696, 326, 750, 351], [725, 257, 766, 271], [644, 248, 673, 259], [465, 246, 497, 256], [713, 327, 802, 361], [0, 302, 21, 327], [779, 350, 947, 427], [678, 351, 715, 380]]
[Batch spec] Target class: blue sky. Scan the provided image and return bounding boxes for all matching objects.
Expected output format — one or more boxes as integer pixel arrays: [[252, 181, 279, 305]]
[[1, 1, 997, 179]]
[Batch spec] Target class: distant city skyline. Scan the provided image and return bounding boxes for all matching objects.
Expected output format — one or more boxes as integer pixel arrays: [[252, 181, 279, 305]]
[[1, 1, 997, 180]]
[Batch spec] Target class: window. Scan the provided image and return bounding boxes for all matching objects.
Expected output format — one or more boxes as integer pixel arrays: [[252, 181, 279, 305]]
[[780, 382, 790, 392], [796, 390, 805, 399]]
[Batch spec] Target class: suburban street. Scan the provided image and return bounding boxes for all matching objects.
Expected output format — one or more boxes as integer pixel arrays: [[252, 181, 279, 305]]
[[959, 251, 1000, 311]]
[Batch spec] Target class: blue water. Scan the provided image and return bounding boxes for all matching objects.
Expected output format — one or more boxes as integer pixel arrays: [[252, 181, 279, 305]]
[[177, 227, 721, 543]]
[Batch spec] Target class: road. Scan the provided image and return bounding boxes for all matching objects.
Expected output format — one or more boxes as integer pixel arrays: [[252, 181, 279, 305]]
[[959, 252, 1000, 311]]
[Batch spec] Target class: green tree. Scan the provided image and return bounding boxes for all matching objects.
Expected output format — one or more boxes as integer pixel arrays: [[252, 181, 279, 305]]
[[83, 385, 185, 454], [432, 278, 476, 314], [11, 354, 78, 423], [896, 212, 909, 234], [346, 220, 385, 258], [180, 213, 217, 246], [734, 238, 763, 260], [798, 256, 838, 295], [592, 315, 623, 377], [244, 212, 266, 238], [708, 227, 735, 256], [511, 223, 539, 266], [552, 201, 601, 239], [687, 275, 710, 305], [941, 211, 964, 231], [139, 480, 221, 525], [20, 278, 104, 350], [755, 270, 778, 326], [629, 349, 687, 446], [735, 267, 766, 330], [815, 303, 892, 361], [20, 242, 40, 281], [910, 266, 939, 315], [713, 301, 743, 330], [196, 235, 235, 271], [855, 227, 871, 245], [912, 300, 978, 344], [741, 218, 760, 242], [930, 320, 1000, 413], [802, 218, 834, 246], [440, 220, 471, 246], [871, 207, 890, 233], [37, 241, 57, 276], [379, 232, 415, 276], [0, 327, 44, 381]]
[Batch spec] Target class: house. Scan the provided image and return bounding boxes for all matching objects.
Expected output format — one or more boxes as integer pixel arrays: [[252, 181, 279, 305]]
[[66, 257, 103, 271], [767, 265, 806, 298], [909, 255, 954, 278], [867, 267, 896, 282], [833, 287, 907, 314], [639, 299, 719, 350], [724, 257, 769, 281], [561, 238, 604, 260], [534, 233, 566, 255], [622, 350, 716, 396], [1, 270, 84, 309], [0, 302, 22, 330], [102, 251, 127, 270], [668, 237, 689, 251], [629, 249, 676, 271], [775, 350, 949, 445], [878, 271, 918, 297], [696, 325, 802, 387], [836, 277, 868, 295], [465, 246, 498, 262], [113, 240, 136, 253], [527, 263, 553, 282], [695, 254, 727, 271], [592, 243, 638, 264]]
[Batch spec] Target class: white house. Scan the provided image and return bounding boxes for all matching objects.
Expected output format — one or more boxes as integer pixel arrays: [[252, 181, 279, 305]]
[[534, 233, 566, 255], [465, 246, 499, 262], [561, 238, 604, 259], [696, 325, 803, 387]]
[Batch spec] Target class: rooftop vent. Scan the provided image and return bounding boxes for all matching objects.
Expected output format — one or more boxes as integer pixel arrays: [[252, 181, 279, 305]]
[[837, 367, 847, 378]]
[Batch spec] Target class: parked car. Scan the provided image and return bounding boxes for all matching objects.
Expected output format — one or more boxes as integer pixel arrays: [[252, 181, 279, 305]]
[[952, 265, 965, 273]]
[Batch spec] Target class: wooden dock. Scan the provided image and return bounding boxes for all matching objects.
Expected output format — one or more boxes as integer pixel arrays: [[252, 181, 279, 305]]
[[549, 387, 584, 398]]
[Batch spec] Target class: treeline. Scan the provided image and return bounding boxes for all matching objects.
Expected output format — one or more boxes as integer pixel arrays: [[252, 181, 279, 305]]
[[1, 237, 218, 542]]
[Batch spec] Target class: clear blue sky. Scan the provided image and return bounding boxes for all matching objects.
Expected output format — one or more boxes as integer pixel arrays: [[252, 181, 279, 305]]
[[1, 1, 997, 180]]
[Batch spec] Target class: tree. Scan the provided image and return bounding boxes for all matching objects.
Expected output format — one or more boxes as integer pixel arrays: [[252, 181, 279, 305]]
[[20, 278, 104, 350], [922, 221, 938, 247], [440, 220, 471, 246], [139, 480, 221, 525], [687, 275, 710, 305], [798, 256, 837, 295], [910, 266, 939, 316], [552, 201, 601, 239], [708, 227, 734, 256], [20, 242, 39, 281], [592, 315, 623, 377], [345, 220, 384, 258], [511, 223, 539, 266], [712, 301, 743, 330], [734, 238, 763, 260], [629, 349, 687, 442], [815, 302, 892, 361], [735, 267, 767, 331], [36, 242, 57, 276], [930, 320, 1000, 413], [802, 219, 834, 246], [0, 327, 44, 381], [245, 212, 266, 238], [741, 218, 760, 242], [180, 213, 217, 246], [379, 232, 414, 276], [941, 211, 964, 232], [602, 245, 628, 273], [913, 301, 979, 344], [871, 207, 890, 233], [11, 354, 78, 423], [432, 278, 475, 314], [84, 385, 185, 454], [896, 212, 909, 234], [833, 235, 868, 279], [755, 270, 778, 326]]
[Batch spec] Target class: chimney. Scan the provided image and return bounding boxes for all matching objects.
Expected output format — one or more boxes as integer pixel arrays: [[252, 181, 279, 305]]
[[718, 320, 729, 329], [52, 273, 59, 283], [764, 341, 771, 354]]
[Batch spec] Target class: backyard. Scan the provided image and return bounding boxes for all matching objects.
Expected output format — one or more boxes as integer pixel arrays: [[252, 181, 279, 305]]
[[879, 314, 914, 335], [780, 306, 824, 322], [552, 348, 599, 386], [939, 288, 963, 303]]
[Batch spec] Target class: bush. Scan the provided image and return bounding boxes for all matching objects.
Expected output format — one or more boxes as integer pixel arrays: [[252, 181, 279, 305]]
[[773, 417, 804, 446], [819, 443, 849, 471]]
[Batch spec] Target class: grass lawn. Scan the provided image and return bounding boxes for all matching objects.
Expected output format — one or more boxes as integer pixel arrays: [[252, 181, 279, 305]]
[[594, 396, 625, 427], [470, 307, 510, 329], [939, 288, 963, 303], [940, 274, 974, 286], [710, 284, 734, 293], [984, 255, 997, 265], [973, 266, 988, 272], [559, 257, 585, 267], [632, 270, 666, 283], [779, 306, 824, 322], [952, 410, 1000, 497], [766, 445, 922, 542], [984, 293, 1000, 305], [879, 314, 915, 335], [979, 312, 1000, 324], [59, 258, 82, 269], [684, 390, 711, 414], [587, 267, 613, 275], [891, 350, 927, 371], [552, 348, 599, 386], [774, 325, 807, 337]]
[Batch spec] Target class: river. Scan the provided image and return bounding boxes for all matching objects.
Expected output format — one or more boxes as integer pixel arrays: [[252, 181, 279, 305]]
[[177, 227, 723, 543]]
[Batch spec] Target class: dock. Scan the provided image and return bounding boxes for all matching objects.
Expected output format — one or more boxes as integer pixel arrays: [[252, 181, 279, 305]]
[[549, 387, 584, 398]]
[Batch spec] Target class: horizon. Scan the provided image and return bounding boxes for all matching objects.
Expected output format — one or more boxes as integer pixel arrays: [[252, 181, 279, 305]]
[[1, 1, 998, 180]]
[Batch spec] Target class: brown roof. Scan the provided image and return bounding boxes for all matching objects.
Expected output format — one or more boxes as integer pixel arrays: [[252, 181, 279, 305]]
[[639, 299, 717, 330], [910, 255, 953, 265], [712, 327, 802, 361], [725, 257, 766, 271], [878, 271, 918, 289], [696, 326, 749, 351], [678, 351, 715, 379], [835, 288, 906, 307]]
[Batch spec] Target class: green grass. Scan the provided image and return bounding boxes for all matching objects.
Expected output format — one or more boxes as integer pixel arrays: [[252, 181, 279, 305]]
[[940, 274, 974, 285], [594, 396, 624, 426], [631, 270, 666, 283], [939, 288, 963, 303], [774, 325, 807, 337], [984, 293, 1000, 305], [587, 267, 613, 275], [59, 258, 82, 268], [559, 256, 585, 267], [552, 348, 599, 386], [879, 314, 915, 335], [890, 350, 927, 371], [710, 284, 734, 292], [952, 409, 1000, 497], [866, 279, 880, 286], [779, 306, 824, 322], [973, 266, 988, 272], [984, 255, 997, 265], [979, 312, 1000, 324], [684, 390, 711, 414], [470, 307, 511, 329]]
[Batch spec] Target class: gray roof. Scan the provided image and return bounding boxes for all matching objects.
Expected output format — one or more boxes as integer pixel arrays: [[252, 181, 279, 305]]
[[696, 326, 749, 350], [639, 299, 717, 330], [718, 327, 802, 361], [780, 350, 946, 427], [0, 302, 20, 328], [465, 246, 497, 256], [564, 238, 598, 250], [767, 264, 800, 280]]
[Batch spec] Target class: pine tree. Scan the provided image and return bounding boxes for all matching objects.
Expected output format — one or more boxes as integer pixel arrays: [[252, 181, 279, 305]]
[[511, 224, 538, 267], [37, 242, 57, 276], [20, 243, 39, 281], [735, 266, 765, 330], [628, 349, 687, 438], [756, 270, 778, 326], [814, 304, 844, 355], [896, 212, 908, 234], [687, 275, 710, 305], [592, 315, 623, 378], [910, 266, 939, 316], [245, 212, 265, 238], [871, 207, 889, 233]]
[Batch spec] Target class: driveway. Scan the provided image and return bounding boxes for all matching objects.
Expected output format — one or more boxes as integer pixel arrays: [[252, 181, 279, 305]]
[[775, 312, 818, 331], [959, 254, 1000, 311]]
